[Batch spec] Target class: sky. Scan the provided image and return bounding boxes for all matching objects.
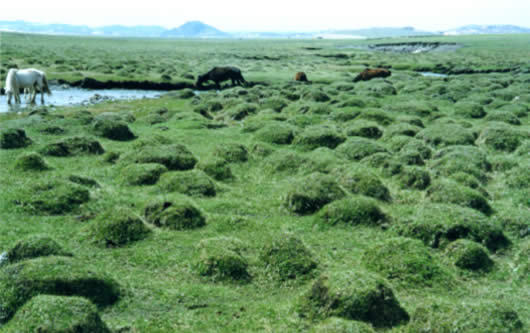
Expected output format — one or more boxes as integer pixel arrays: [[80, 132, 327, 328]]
[[1, 0, 529, 32]]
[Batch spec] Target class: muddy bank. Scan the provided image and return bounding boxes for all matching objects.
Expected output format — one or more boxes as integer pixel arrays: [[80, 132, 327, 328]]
[[60, 78, 195, 91], [316, 53, 350, 59], [415, 66, 518, 75], [56, 77, 268, 92]]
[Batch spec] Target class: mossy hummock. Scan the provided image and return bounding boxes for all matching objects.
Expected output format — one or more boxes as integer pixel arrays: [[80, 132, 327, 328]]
[[261, 234, 318, 281], [0, 256, 121, 323], [1, 295, 111, 333], [297, 270, 409, 327]]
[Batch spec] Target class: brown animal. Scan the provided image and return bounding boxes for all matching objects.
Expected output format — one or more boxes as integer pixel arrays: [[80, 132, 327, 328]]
[[353, 68, 391, 82], [294, 72, 308, 82], [196, 66, 246, 89]]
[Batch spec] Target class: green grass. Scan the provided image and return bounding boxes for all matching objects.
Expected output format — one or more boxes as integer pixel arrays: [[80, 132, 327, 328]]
[[0, 32, 529, 332]]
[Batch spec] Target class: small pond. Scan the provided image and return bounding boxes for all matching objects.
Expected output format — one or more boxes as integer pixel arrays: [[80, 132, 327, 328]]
[[420, 72, 448, 78], [0, 85, 164, 113]]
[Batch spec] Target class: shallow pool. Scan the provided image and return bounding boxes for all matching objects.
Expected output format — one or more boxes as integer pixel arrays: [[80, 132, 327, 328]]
[[0, 85, 164, 113], [420, 72, 448, 78]]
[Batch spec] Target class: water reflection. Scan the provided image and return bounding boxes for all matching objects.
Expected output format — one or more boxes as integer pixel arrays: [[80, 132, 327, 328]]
[[0, 85, 163, 113]]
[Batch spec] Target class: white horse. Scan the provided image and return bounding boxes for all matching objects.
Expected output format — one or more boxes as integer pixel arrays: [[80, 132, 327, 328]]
[[5, 68, 51, 105]]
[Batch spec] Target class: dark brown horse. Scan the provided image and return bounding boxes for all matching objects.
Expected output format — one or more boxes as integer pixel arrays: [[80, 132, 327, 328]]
[[353, 68, 391, 82], [294, 72, 308, 82], [196, 66, 246, 89]]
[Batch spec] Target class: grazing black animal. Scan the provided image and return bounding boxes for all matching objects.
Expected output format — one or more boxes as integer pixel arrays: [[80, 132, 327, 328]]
[[196, 66, 246, 89]]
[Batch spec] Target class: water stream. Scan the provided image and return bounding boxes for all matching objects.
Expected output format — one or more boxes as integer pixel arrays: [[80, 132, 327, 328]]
[[0, 85, 164, 113], [420, 72, 448, 78]]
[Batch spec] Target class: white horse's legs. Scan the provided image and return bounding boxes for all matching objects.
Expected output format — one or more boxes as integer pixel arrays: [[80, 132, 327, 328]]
[[7, 92, 12, 105], [29, 86, 36, 104]]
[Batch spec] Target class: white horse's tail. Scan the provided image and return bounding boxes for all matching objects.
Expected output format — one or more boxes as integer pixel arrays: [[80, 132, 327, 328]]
[[5, 69, 19, 94], [42, 74, 52, 95]]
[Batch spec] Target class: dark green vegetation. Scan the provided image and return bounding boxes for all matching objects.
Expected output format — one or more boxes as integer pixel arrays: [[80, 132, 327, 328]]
[[0, 32, 528, 332], [1, 295, 111, 333]]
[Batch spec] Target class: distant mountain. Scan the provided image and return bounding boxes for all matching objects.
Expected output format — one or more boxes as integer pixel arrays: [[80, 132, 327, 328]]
[[1, 20, 529, 39], [0, 20, 167, 37], [161, 21, 229, 38], [444, 25, 530, 35]]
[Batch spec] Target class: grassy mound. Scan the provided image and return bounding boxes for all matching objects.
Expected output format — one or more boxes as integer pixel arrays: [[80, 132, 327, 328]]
[[213, 143, 249, 163], [158, 170, 216, 197], [361, 153, 403, 177], [144, 199, 206, 230], [336, 137, 388, 161], [514, 241, 529, 281], [1, 295, 111, 333], [385, 122, 422, 138], [254, 123, 295, 144], [454, 101, 487, 118], [124, 144, 197, 170], [427, 179, 493, 215], [263, 151, 309, 174], [86, 208, 151, 247], [477, 122, 523, 152], [16, 179, 90, 215], [5, 235, 71, 265], [362, 237, 452, 287], [196, 158, 234, 181], [285, 172, 346, 215], [344, 120, 383, 139], [293, 126, 346, 151], [0, 256, 121, 323], [445, 239, 494, 272], [195, 237, 250, 282], [408, 300, 524, 333], [484, 110, 521, 125], [416, 124, 475, 147], [357, 109, 394, 126], [396, 149, 425, 166], [331, 108, 361, 122], [14, 152, 51, 171], [40, 136, 105, 157], [392, 204, 510, 252], [309, 317, 375, 333], [226, 103, 258, 120], [335, 169, 391, 202], [92, 116, 136, 141], [400, 139, 432, 159], [431, 145, 491, 183], [262, 96, 288, 112], [315, 196, 387, 227], [297, 270, 409, 327], [68, 175, 100, 188], [304, 90, 331, 102], [506, 163, 530, 189], [261, 234, 318, 281], [302, 147, 346, 174], [394, 166, 431, 190], [385, 135, 414, 152], [122, 163, 167, 186], [449, 172, 489, 197], [0, 128, 32, 149]]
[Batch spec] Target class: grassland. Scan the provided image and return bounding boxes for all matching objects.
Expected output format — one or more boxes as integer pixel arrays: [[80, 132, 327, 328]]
[[0, 32, 529, 332]]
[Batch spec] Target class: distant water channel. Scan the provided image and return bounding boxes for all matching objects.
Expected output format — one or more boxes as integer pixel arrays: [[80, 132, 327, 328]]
[[420, 72, 448, 78], [0, 85, 164, 113]]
